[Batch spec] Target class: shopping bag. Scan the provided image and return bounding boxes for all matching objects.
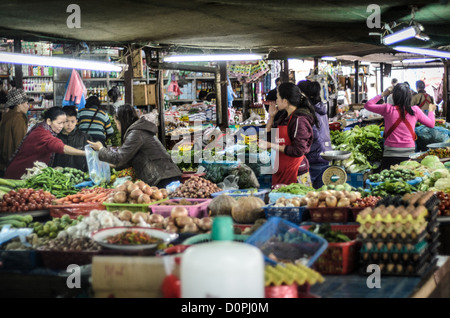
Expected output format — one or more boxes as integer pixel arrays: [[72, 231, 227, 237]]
[[85, 145, 111, 185]]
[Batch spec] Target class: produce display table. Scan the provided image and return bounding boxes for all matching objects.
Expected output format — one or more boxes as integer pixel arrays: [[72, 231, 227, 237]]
[[310, 256, 450, 298]]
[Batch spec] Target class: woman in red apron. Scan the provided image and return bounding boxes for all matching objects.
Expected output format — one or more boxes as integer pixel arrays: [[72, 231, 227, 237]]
[[259, 83, 318, 188]]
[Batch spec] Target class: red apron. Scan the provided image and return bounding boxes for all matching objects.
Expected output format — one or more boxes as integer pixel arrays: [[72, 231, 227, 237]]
[[272, 114, 305, 187]]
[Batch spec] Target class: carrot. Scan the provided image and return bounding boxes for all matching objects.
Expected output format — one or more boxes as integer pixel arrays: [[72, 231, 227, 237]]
[[80, 192, 97, 201], [85, 192, 108, 202], [72, 198, 80, 203]]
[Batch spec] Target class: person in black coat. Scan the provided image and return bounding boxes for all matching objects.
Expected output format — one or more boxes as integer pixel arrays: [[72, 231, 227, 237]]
[[53, 106, 92, 172]]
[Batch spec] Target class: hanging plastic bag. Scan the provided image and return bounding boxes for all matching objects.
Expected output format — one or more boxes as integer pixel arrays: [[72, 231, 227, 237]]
[[85, 145, 111, 185]]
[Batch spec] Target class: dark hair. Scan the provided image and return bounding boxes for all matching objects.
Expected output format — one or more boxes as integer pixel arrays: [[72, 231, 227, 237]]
[[85, 95, 101, 108], [278, 82, 319, 127], [404, 81, 410, 88], [62, 106, 78, 118], [297, 80, 322, 105], [391, 78, 398, 85], [107, 86, 120, 103], [275, 77, 281, 84], [416, 80, 426, 92], [392, 83, 414, 119], [42, 106, 66, 121], [115, 104, 139, 144]]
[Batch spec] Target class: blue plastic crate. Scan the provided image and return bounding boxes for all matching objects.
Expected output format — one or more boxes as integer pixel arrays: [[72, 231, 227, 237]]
[[365, 176, 422, 188], [263, 203, 308, 224], [245, 217, 328, 267], [347, 172, 365, 188], [211, 189, 269, 201], [257, 174, 272, 189]]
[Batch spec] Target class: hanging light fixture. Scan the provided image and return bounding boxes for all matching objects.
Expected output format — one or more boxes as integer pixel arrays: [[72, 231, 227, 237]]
[[393, 46, 450, 59], [163, 53, 264, 62], [0, 52, 122, 72]]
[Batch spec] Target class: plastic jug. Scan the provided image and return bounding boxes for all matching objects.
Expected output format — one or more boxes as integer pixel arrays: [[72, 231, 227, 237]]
[[180, 216, 265, 298]]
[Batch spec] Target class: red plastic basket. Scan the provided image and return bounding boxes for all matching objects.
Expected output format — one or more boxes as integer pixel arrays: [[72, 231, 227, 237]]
[[307, 207, 350, 223], [49, 202, 106, 219], [302, 225, 361, 275], [150, 198, 211, 218]]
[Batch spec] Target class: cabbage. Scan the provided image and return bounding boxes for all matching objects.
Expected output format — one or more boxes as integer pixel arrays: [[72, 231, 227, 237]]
[[433, 177, 450, 191], [400, 160, 421, 168], [421, 155, 441, 168], [431, 169, 450, 181]]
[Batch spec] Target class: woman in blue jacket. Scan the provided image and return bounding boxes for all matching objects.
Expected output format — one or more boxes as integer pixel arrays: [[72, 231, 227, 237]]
[[298, 80, 332, 188]]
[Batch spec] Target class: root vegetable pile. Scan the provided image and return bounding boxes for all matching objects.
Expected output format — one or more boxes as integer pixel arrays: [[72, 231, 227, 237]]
[[52, 187, 114, 205], [107, 180, 169, 204], [171, 176, 222, 198]]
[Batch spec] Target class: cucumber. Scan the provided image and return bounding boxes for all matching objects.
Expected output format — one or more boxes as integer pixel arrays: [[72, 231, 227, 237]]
[[0, 214, 33, 223], [0, 220, 27, 228]]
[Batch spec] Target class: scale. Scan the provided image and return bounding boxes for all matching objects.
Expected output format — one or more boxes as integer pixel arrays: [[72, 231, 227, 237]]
[[320, 151, 352, 186]]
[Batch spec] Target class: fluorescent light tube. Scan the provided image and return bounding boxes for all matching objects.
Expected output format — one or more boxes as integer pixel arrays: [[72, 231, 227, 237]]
[[0, 52, 122, 72], [393, 46, 450, 59], [163, 54, 263, 62], [401, 58, 437, 63], [383, 26, 417, 45], [321, 56, 336, 61]]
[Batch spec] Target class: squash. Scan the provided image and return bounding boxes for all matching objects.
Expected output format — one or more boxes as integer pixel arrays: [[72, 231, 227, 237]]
[[231, 196, 265, 224], [208, 194, 238, 217]]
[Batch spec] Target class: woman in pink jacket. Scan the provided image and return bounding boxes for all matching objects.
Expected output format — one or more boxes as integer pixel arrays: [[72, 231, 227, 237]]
[[364, 83, 436, 170]]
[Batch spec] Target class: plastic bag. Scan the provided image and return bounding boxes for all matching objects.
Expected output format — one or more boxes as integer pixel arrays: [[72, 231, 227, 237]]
[[85, 145, 111, 185], [201, 161, 240, 184], [416, 126, 448, 151], [217, 175, 240, 191], [229, 163, 260, 189], [113, 176, 132, 187]]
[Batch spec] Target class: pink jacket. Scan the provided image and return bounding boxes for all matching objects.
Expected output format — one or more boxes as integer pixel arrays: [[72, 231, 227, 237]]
[[364, 95, 435, 148]]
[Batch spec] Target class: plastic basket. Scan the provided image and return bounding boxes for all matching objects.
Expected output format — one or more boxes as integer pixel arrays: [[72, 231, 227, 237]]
[[365, 176, 422, 188], [102, 198, 168, 212], [245, 216, 328, 267], [49, 202, 106, 219], [150, 198, 211, 218], [268, 192, 305, 204], [301, 225, 360, 275], [211, 189, 269, 201], [263, 203, 308, 224], [307, 207, 351, 223], [37, 249, 101, 270], [347, 172, 364, 189], [182, 233, 250, 245]]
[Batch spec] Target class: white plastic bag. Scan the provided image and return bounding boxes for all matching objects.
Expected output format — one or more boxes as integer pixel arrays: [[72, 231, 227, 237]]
[[85, 145, 111, 185]]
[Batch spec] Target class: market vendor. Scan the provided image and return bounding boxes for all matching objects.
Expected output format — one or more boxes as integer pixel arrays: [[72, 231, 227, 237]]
[[4, 106, 86, 179], [364, 83, 436, 170], [259, 82, 317, 187], [88, 104, 182, 188]]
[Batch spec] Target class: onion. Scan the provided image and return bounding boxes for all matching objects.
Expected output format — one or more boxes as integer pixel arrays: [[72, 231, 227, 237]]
[[318, 191, 330, 201], [160, 188, 168, 199], [130, 188, 143, 200], [200, 217, 213, 231], [118, 210, 133, 221], [116, 184, 127, 192], [135, 181, 147, 190], [137, 193, 151, 204], [151, 190, 164, 201], [142, 185, 153, 196], [149, 213, 165, 224], [166, 224, 179, 233], [163, 217, 172, 227], [113, 191, 127, 203], [151, 222, 164, 229], [171, 206, 189, 219], [132, 212, 149, 223], [175, 215, 193, 228], [325, 196, 337, 208], [181, 222, 199, 233], [127, 183, 139, 194]]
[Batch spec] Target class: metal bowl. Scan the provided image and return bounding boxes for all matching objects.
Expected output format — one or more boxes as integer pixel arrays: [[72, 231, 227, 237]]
[[427, 142, 450, 149], [320, 151, 352, 161]]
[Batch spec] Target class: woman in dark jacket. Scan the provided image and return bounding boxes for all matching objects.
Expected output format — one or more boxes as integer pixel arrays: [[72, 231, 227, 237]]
[[259, 83, 317, 187], [298, 80, 332, 188], [88, 104, 181, 188]]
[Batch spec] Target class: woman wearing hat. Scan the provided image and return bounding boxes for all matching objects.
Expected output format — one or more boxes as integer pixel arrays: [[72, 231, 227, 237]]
[[4, 106, 86, 179], [0, 89, 32, 177]]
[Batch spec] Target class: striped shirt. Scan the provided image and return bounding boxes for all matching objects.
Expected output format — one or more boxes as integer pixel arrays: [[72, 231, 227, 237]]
[[77, 107, 114, 142]]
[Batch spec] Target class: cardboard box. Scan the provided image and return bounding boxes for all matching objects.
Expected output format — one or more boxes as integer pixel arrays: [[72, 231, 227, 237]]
[[133, 84, 156, 105], [91, 256, 167, 298]]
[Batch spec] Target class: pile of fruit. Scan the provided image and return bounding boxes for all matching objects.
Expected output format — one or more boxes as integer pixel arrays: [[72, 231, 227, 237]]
[[0, 188, 56, 213], [170, 176, 222, 198], [107, 180, 169, 204]]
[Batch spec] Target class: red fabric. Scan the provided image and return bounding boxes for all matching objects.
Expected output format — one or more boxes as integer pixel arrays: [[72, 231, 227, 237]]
[[383, 106, 417, 141], [5, 126, 65, 179], [272, 114, 304, 186]]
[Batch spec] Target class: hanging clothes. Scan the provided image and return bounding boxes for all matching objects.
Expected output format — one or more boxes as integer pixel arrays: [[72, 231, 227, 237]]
[[62, 69, 87, 110]]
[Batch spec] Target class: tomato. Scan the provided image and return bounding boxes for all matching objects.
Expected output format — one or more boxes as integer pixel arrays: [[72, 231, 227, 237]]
[[29, 204, 37, 211], [37, 204, 43, 210]]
